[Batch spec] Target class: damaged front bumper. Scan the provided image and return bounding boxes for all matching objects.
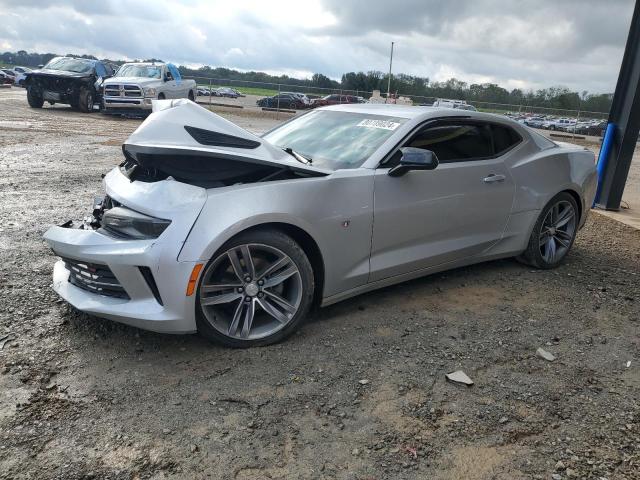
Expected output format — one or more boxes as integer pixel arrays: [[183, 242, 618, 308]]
[[44, 224, 200, 334], [43, 167, 209, 334]]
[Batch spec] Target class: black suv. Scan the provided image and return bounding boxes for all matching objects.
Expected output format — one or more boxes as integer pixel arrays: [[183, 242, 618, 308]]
[[24, 57, 115, 113]]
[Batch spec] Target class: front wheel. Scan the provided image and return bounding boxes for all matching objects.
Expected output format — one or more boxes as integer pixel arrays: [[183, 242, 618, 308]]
[[27, 86, 44, 108], [196, 229, 315, 348], [518, 192, 579, 269], [188, 90, 194, 101], [78, 88, 94, 113]]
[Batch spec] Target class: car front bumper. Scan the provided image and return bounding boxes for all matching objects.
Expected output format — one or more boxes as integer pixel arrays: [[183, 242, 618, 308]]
[[102, 96, 153, 112], [44, 225, 200, 333]]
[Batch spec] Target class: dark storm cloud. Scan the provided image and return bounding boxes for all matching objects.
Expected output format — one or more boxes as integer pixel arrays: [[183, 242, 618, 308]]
[[0, 0, 635, 93]]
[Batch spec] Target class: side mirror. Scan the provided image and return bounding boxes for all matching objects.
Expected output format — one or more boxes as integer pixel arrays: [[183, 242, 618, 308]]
[[388, 147, 439, 177]]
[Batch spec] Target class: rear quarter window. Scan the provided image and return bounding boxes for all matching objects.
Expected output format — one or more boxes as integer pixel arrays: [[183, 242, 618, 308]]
[[492, 124, 522, 155]]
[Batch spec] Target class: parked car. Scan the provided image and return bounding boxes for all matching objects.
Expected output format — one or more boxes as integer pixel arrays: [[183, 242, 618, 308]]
[[214, 87, 239, 98], [542, 118, 576, 131], [11, 66, 32, 86], [231, 88, 245, 97], [453, 104, 477, 111], [1, 69, 16, 81], [197, 87, 211, 96], [524, 116, 546, 128], [310, 94, 358, 107], [24, 57, 115, 112], [0, 70, 14, 84], [101, 62, 196, 115], [43, 100, 597, 347], [282, 92, 310, 106], [573, 120, 607, 137], [432, 98, 469, 108], [257, 93, 306, 109]]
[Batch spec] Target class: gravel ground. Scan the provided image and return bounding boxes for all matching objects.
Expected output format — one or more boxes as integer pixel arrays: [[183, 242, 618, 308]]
[[0, 88, 639, 480]]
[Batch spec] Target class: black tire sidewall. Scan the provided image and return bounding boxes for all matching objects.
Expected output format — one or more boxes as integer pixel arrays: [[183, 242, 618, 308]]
[[78, 88, 94, 113], [195, 229, 315, 348], [27, 86, 44, 108], [521, 192, 579, 269]]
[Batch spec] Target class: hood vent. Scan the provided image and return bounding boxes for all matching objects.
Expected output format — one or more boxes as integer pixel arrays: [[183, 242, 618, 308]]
[[184, 125, 260, 149]]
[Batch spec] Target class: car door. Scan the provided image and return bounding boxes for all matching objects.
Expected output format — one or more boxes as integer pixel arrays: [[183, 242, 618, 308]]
[[164, 65, 180, 98], [369, 120, 519, 282]]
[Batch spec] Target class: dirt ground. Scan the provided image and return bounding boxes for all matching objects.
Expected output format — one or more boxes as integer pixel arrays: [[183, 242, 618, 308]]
[[0, 88, 638, 480]]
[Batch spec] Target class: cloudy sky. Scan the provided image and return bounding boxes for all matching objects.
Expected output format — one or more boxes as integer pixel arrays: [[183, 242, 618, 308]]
[[0, 0, 635, 93]]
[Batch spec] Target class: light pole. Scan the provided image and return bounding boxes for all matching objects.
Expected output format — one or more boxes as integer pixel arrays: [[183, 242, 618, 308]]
[[386, 41, 394, 103]]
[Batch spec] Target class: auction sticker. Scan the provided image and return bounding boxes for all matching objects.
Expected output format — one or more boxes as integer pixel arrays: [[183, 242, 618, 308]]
[[357, 119, 401, 130]]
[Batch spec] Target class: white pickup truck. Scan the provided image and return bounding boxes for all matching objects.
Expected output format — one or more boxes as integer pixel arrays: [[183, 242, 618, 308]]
[[102, 62, 196, 115]]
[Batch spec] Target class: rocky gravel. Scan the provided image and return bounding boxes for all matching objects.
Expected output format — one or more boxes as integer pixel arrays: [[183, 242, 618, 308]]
[[0, 88, 639, 479]]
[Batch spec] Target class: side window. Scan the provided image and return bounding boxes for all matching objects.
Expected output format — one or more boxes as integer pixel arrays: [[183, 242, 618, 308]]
[[407, 123, 493, 163], [95, 62, 107, 77], [492, 125, 522, 155]]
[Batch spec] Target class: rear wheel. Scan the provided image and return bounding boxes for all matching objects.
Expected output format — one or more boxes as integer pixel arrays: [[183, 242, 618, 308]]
[[519, 192, 579, 269], [188, 90, 195, 101], [27, 86, 44, 108], [78, 88, 94, 113], [196, 229, 314, 348]]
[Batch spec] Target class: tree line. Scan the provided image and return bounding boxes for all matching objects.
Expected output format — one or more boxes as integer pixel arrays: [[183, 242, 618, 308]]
[[1, 50, 612, 113]]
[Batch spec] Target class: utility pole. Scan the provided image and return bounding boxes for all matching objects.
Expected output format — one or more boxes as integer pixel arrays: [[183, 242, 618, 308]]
[[386, 41, 394, 104]]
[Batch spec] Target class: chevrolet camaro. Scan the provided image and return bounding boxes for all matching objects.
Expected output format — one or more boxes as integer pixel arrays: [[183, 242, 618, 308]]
[[44, 100, 597, 347]]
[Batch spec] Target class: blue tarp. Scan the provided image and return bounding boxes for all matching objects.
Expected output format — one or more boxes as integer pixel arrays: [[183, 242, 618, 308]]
[[167, 63, 181, 85]]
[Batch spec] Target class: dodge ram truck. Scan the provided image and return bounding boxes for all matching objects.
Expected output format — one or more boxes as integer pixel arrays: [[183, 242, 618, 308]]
[[101, 62, 196, 115]]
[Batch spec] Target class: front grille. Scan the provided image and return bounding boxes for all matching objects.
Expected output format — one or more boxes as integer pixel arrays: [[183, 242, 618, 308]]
[[62, 257, 129, 299], [104, 84, 143, 98]]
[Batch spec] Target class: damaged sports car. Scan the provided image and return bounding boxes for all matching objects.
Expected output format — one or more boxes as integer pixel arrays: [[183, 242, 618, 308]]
[[24, 57, 115, 112], [44, 100, 597, 347]]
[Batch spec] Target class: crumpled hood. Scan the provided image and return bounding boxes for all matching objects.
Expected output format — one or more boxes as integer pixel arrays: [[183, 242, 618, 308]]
[[30, 69, 91, 79], [123, 99, 329, 175]]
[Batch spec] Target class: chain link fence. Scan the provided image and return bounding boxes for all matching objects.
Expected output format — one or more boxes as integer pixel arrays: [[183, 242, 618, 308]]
[[183, 76, 609, 130]]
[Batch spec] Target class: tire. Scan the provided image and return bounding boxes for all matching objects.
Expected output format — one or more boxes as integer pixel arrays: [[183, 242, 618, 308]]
[[196, 229, 315, 348], [158, 93, 165, 100], [188, 90, 194, 101], [518, 192, 579, 269], [78, 88, 94, 113], [27, 86, 44, 108]]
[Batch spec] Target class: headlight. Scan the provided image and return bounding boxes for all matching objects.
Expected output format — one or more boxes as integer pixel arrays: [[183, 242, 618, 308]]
[[145, 87, 157, 97], [101, 207, 170, 239]]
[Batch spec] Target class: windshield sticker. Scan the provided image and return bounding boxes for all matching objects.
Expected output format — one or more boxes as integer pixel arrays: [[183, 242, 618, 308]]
[[357, 119, 401, 130]]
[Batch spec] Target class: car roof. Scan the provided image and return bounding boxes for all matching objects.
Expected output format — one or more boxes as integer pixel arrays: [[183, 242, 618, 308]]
[[322, 103, 516, 124]]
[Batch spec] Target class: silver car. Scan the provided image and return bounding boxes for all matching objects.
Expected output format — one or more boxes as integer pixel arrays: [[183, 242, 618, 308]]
[[44, 100, 597, 347]]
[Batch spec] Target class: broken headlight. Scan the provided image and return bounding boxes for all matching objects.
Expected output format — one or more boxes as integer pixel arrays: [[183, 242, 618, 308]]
[[101, 206, 170, 239]]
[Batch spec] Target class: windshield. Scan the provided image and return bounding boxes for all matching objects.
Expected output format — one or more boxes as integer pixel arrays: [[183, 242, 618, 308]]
[[116, 64, 162, 79], [44, 57, 94, 73], [263, 110, 407, 170]]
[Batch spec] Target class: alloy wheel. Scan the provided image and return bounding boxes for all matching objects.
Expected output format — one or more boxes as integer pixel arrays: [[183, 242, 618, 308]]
[[538, 200, 577, 264], [199, 243, 303, 340]]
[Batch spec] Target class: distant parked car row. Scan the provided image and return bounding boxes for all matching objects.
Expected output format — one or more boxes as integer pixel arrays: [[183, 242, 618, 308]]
[[196, 86, 245, 98], [505, 112, 607, 137], [1, 66, 32, 85], [256, 93, 366, 110]]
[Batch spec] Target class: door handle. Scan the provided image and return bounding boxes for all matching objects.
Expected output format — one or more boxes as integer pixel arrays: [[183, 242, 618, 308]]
[[483, 174, 506, 183]]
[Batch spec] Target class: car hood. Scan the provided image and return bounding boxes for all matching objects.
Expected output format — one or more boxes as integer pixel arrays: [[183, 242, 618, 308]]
[[104, 77, 160, 86], [121, 99, 329, 187], [29, 69, 92, 79]]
